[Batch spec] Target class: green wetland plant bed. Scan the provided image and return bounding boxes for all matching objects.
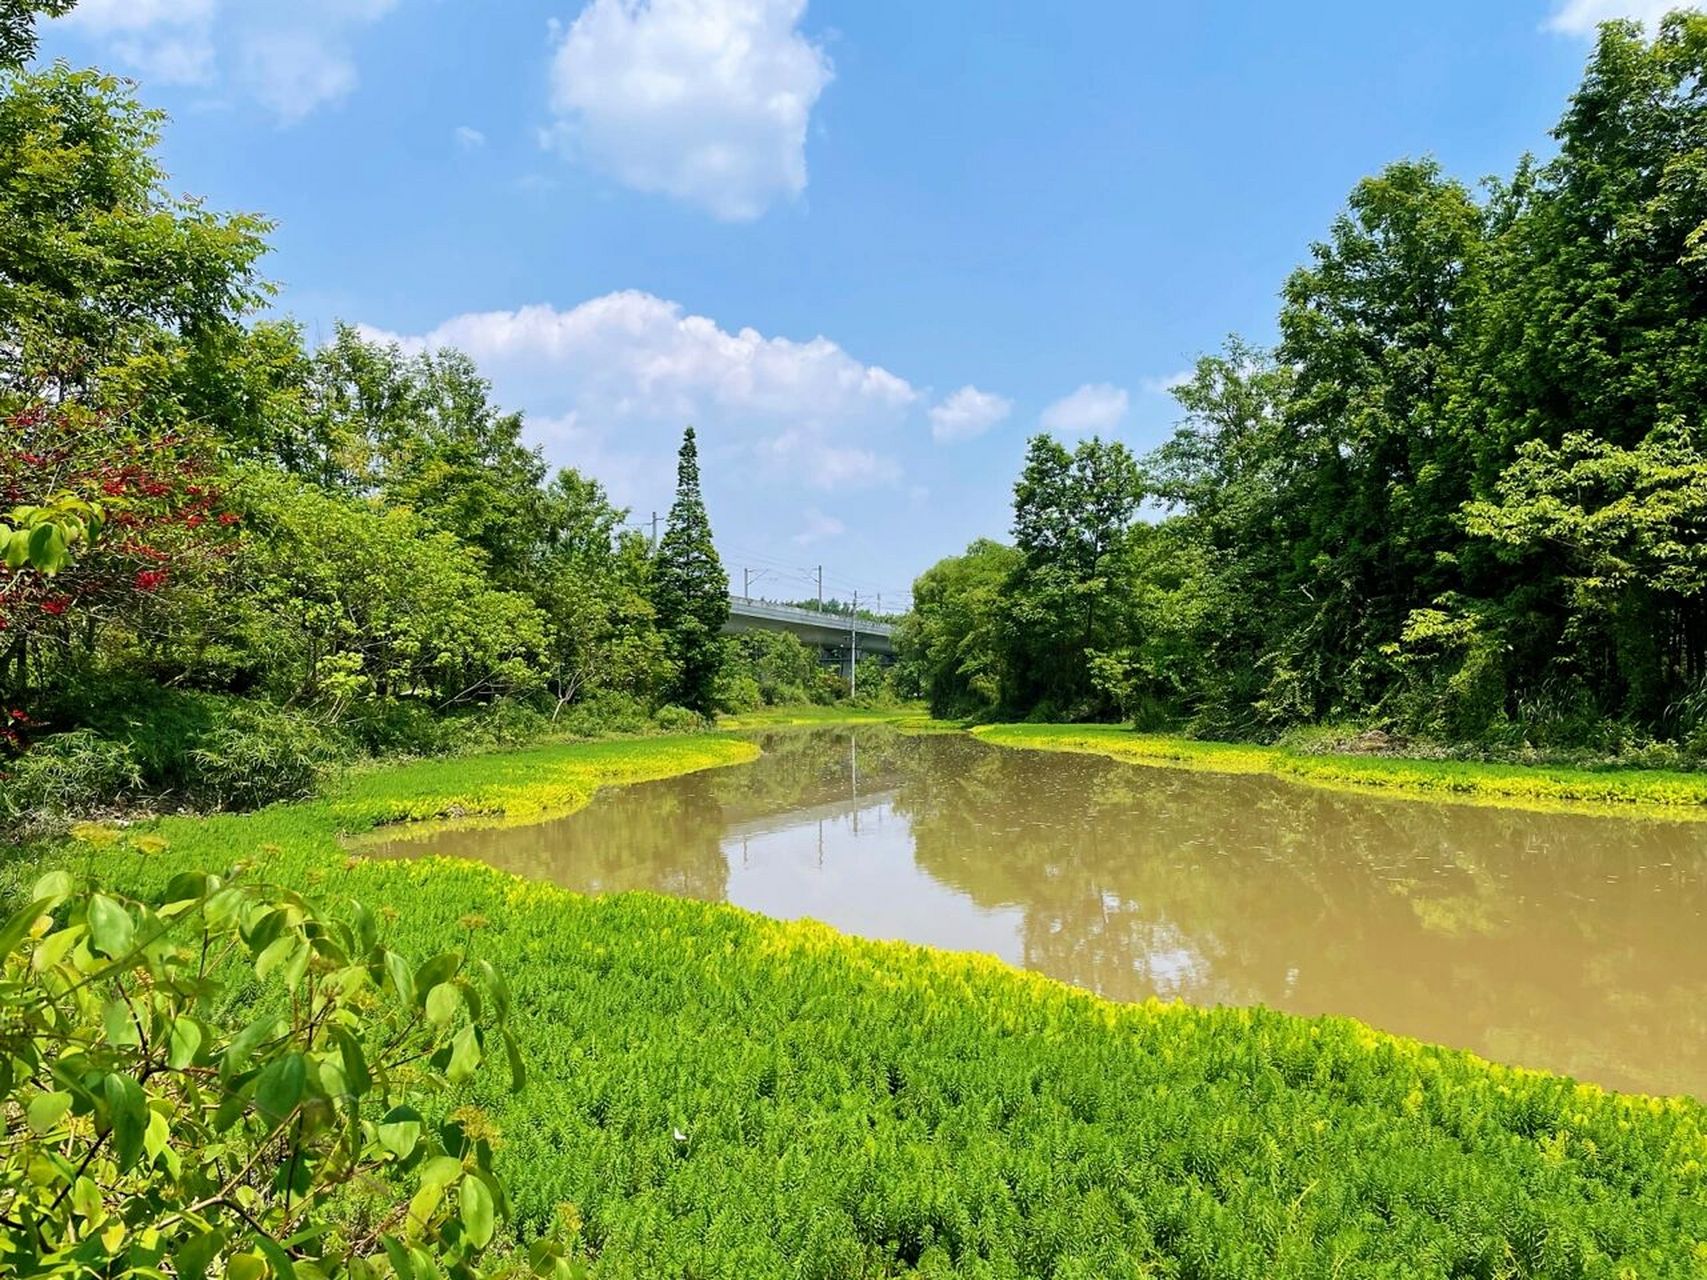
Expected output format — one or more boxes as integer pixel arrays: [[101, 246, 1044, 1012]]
[[974, 722, 1707, 817], [27, 732, 1707, 1277]]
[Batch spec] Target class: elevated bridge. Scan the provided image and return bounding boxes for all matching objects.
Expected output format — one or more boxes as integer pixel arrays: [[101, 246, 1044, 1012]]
[[723, 597, 895, 677]]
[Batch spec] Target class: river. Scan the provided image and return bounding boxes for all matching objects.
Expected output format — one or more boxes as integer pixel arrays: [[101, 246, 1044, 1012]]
[[370, 726, 1707, 1097]]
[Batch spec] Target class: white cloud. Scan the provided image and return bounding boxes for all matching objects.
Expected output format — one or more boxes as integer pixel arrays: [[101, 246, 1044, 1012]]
[[928, 384, 1012, 443], [546, 0, 833, 220], [53, 0, 399, 121], [361, 290, 914, 493], [455, 125, 488, 150], [1141, 368, 1192, 396], [1040, 382, 1129, 436], [792, 508, 845, 546], [1546, 0, 1673, 33]]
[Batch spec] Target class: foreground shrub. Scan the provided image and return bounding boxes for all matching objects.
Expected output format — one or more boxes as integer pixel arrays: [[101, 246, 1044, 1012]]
[[0, 865, 532, 1280]]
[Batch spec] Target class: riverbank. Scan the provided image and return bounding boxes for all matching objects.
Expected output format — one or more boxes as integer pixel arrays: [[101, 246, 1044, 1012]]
[[15, 723, 1705, 1274], [974, 722, 1707, 816], [715, 701, 951, 731]]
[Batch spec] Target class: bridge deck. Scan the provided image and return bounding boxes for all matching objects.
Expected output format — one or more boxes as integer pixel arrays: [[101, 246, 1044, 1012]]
[[723, 597, 895, 659]]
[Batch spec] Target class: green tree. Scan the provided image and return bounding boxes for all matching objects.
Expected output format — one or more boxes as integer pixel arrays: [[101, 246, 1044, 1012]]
[[650, 428, 729, 716], [1002, 434, 1145, 715], [533, 468, 666, 715], [0, 1, 74, 71], [897, 539, 1020, 718]]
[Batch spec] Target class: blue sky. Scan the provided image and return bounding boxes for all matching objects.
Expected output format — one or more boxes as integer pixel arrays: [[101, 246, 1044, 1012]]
[[38, 0, 1668, 608]]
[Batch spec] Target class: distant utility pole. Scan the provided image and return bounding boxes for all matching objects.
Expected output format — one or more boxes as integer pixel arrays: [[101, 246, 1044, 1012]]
[[649, 511, 661, 548], [849, 589, 859, 697], [815, 565, 823, 609], [742, 567, 770, 602]]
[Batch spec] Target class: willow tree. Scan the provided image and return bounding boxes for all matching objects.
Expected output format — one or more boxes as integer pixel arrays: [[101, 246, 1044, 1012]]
[[652, 427, 729, 715]]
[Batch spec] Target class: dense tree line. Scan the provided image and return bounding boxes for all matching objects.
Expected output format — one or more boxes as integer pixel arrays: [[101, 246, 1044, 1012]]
[[901, 13, 1707, 754], [0, 29, 850, 822]]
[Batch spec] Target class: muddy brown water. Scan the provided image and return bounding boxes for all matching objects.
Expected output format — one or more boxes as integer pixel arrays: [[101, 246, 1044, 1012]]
[[371, 727, 1707, 1097]]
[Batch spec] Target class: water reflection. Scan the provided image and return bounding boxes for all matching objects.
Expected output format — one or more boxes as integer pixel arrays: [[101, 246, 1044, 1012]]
[[370, 727, 1707, 1097]]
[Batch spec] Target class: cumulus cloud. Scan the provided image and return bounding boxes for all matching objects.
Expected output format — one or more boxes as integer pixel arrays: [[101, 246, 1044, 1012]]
[[54, 0, 399, 120], [360, 290, 914, 494], [928, 385, 1012, 443], [792, 508, 845, 546], [1040, 382, 1129, 436], [1546, 0, 1673, 33], [545, 0, 833, 220]]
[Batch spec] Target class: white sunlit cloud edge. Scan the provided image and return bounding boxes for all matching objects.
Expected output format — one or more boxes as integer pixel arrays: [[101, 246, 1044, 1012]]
[[53, 0, 401, 122], [544, 0, 833, 220], [1040, 382, 1130, 436], [357, 289, 918, 502], [1546, 1, 1675, 33]]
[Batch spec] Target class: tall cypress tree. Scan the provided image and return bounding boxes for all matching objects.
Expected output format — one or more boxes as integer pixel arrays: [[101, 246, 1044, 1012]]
[[652, 427, 730, 714]]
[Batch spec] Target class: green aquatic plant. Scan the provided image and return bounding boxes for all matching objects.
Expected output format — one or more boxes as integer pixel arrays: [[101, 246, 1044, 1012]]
[[973, 722, 1707, 817]]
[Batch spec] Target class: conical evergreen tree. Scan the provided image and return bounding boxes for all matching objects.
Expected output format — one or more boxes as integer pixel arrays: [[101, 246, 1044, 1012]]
[[651, 427, 730, 715]]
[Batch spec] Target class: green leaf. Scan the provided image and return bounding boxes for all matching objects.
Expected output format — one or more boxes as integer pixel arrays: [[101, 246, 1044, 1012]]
[[503, 1029, 526, 1092], [378, 1106, 423, 1159], [0, 896, 53, 959], [255, 933, 296, 980], [476, 958, 510, 1022], [407, 1180, 444, 1237], [447, 1025, 481, 1084], [174, 1229, 227, 1280], [413, 951, 462, 1006], [380, 1235, 414, 1280], [103, 1071, 147, 1171], [31, 868, 74, 904], [227, 1253, 268, 1280], [254, 1052, 307, 1124], [27, 1090, 73, 1134], [419, 1155, 463, 1189], [331, 1026, 371, 1097], [256, 1235, 298, 1280], [103, 999, 141, 1047], [424, 982, 460, 1026], [460, 1174, 496, 1249], [87, 894, 135, 960], [224, 1012, 280, 1075], [27, 521, 67, 573], [385, 950, 416, 1006], [168, 1018, 204, 1069], [144, 1108, 171, 1162], [31, 922, 82, 971]]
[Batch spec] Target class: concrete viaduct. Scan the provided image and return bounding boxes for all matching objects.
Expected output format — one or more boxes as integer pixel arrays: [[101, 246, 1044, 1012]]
[[722, 597, 895, 678]]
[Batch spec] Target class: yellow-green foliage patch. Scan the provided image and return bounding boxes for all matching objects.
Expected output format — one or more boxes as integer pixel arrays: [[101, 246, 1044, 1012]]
[[30, 732, 1707, 1276], [717, 702, 959, 734], [974, 722, 1707, 817]]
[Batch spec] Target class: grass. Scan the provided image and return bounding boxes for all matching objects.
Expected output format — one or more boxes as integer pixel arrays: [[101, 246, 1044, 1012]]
[[973, 722, 1707, 818], [17, 728, 1707, 1276]]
